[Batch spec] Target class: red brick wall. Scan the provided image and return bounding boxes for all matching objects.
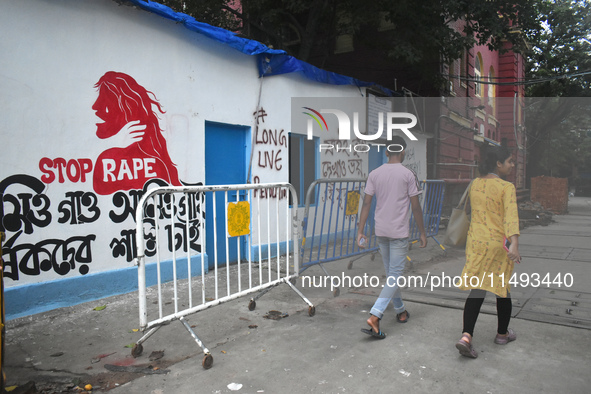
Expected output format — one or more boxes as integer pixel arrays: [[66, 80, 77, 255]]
[[530, 176, 568, 214]]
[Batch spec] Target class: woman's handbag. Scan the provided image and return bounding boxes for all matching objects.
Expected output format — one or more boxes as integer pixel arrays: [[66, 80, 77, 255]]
[[444, 181, 473, 247]]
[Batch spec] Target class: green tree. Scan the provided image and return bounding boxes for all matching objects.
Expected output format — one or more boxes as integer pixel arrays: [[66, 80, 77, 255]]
[[524, 0, 591, 184], [525, 99, 591, 176], [158, 0, 242, 31], [161, 0, 540, 67], [526, 0, 591, 97]]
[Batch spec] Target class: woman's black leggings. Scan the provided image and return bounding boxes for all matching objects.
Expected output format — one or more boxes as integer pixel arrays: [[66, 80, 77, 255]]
[[462, 289, 512, 337]]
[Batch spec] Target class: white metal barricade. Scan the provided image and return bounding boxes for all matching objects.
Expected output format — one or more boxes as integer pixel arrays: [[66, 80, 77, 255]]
[[133, 183, 313, 369]]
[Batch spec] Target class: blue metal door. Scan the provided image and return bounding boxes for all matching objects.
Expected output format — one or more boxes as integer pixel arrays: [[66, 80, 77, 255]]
[[205, 122, 250, 268], [368, 148, 386, 173]]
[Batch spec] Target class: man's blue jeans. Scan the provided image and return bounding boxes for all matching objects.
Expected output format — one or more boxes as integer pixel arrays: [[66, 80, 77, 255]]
[[370, 237, 409, 319]]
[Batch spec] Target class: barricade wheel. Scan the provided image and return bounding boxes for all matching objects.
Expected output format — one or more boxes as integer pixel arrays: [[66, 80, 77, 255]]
[[347, 261, 353, 270], [131, 343, 143, 358], [308, 306, 316, 317], [371, 254, 375, 261], [202, 353, 214, 369], [333, 288, 340, 297], [248, 300, 256, 311]]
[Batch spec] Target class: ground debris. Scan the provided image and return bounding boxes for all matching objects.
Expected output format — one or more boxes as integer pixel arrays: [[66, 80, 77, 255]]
[[5, 381, 37, 394], [263, 310, 289, 320], [104, 364, 169, 374], [148, 350, 164, 361], [91, 352, 116, 364], [5, 380, 82, 394], [518, 200, 554, 229]]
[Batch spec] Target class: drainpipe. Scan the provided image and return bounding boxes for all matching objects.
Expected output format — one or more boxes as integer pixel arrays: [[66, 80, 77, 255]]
[[432, 115, 446, 179]]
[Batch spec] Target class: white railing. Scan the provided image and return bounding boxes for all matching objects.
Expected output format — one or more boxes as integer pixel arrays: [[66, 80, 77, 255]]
[[133, 183, 313, 369]]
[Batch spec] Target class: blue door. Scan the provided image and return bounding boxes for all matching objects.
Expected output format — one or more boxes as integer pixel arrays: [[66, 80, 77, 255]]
[[205, 122, 250, 268], [368, 147, 386, 173]]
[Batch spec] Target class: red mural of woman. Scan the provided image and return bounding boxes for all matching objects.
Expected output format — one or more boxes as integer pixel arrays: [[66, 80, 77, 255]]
[[92, 71, 181, 195]]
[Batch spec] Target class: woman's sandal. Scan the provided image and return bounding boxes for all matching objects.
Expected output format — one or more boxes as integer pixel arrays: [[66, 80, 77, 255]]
[[456, 334, 478, 358], [494, 328, 516, 345]]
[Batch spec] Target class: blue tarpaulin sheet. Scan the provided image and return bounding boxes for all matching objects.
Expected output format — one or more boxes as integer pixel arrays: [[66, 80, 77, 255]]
[[125, 0, 392, 94], [258, 53, 373, 87]]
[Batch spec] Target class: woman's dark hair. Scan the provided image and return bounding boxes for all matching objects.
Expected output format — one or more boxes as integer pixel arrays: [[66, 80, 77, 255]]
[[479, 145, 512, 174]]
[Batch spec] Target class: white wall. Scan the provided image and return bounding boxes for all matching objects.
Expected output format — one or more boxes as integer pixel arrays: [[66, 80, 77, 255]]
[[0, 0, 427, 318], [0, 0, 364, 290]]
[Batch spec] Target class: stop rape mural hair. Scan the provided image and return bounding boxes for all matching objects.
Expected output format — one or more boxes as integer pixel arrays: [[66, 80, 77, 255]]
[[92, 71, 181, 194]]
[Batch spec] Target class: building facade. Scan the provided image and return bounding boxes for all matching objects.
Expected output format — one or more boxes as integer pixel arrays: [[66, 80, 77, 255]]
[[0, 0, 428, 319], [436, 32, 527, 189]]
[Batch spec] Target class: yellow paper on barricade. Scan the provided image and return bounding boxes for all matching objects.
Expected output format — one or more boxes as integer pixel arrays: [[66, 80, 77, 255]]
[[345, 191, 361, 216], [227, 201, 250, 237]]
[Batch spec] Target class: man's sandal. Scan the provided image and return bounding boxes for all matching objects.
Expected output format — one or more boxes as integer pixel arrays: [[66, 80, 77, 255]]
[[396, 310, 410, 323], [361, 328, 386, 339]]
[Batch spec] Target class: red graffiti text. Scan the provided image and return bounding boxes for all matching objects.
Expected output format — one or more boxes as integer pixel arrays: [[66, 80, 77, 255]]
[[39, 158, 93, 184]]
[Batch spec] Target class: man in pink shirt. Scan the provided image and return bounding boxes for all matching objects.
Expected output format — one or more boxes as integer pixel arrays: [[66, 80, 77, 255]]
[[357, 136, 427, 339]]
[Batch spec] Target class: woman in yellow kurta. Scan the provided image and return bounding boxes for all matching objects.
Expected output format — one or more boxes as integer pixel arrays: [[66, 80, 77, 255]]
[[455, 146, 521, 359]]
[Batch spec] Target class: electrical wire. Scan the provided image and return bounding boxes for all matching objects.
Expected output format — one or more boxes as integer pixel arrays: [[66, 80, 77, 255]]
[[441, 69, 591, 86]]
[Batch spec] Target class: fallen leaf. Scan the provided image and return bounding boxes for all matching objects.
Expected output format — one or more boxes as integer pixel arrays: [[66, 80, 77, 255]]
[[6, 382, 35, 393], [50, 352, 64, 357], [221, 350, 227, 354], [93, 305, 106, 311], [124, 343, 135, 348], [248, 325, 258, 329]]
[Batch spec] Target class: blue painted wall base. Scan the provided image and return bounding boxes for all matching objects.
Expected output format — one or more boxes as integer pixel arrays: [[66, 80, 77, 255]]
[[250, 241, 294, 262], [5, 254, 208, 320]]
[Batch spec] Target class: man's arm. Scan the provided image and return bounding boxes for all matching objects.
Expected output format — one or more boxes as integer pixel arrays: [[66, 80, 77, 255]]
[[357, 193, 373, 248], [410, 195, 427, 248]]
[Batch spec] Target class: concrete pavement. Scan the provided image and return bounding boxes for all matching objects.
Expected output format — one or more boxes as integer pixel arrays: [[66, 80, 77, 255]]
[[4, 197, 591, 393]]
